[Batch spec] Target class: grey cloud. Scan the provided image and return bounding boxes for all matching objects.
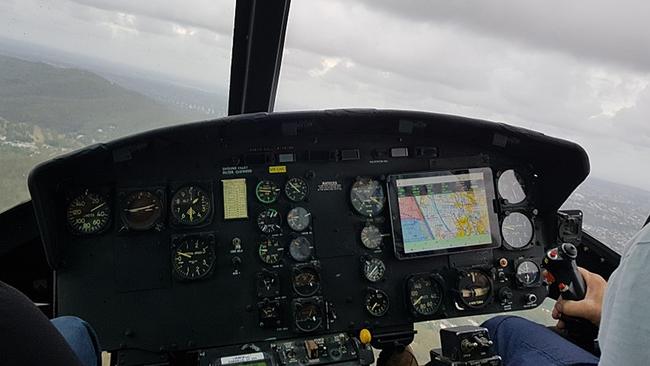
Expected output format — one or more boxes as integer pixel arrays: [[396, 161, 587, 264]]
[[354, 0, 650, 74], [68, 0, 234, 36]]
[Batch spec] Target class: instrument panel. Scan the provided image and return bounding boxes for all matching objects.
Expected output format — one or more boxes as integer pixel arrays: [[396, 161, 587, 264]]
[[28, 110, 589, 359]]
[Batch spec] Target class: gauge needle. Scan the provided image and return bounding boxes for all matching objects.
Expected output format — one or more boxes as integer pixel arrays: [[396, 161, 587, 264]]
[[369, 266, 378, 277], [187, 207, 195, 221], [413, 296, 423, 306], [90, 202, 106, 212], [372, 303, 378, 311], [177, 252, 192, 258], [369, 196, 381, 204], [289, 182, 300, 191], [124, 204, 156, 213]]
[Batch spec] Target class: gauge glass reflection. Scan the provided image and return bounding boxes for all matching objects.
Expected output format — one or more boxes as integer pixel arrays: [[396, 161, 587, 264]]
[[350, 178, 385, 217], [501, 212, 534, 249], [294, 302, 322, 332], [287, 207, 311, 232], [498, 170, 526, 204], [289, 236, 313, 262]]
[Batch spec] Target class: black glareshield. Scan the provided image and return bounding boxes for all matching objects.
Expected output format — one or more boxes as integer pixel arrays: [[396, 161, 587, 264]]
[[387, 168, 501, 260]]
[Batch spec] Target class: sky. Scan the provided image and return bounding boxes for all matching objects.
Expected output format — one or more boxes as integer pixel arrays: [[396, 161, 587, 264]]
[[1, 0, 649, 190]]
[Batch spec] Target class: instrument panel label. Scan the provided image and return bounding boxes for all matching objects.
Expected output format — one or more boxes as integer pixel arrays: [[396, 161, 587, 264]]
[[268, 165, 287, 174], [220, 352, 265, 365], [317, 180, 342, 192], [222, 166, 253, 176]]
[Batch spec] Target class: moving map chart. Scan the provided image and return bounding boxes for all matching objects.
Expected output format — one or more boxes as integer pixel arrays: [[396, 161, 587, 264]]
[[396, 173, 492, 253]]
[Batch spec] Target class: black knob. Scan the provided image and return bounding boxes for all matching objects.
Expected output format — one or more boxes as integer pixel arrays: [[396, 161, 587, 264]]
[[498, 287, 513, 302], [526, 293, 538, 304], [561, 243, 578, 258], [232, 256, 242, 266]]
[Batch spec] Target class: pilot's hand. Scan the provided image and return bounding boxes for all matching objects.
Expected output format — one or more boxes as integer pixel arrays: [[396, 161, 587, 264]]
[[552, 267, 606, 328]]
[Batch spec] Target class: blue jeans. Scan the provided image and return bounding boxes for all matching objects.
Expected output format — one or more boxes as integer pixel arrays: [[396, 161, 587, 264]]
[[51, 316, 101, 366], [482, 316, 598, 366]]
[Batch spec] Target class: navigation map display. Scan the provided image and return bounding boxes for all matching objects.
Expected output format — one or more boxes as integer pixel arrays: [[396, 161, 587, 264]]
[[388, 168, 500, 259]]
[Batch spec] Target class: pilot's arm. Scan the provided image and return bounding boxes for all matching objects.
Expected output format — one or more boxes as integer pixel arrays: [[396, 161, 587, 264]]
[[554, 225, 650, 366]]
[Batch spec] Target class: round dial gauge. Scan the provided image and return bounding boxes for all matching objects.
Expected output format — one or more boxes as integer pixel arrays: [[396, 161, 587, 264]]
[[457, 270, 492, 309], [285, 177, 309, 202], [121, 190, 162, 230], [516, 260, 540, 287], [498, 170, 526, 204], [257, 208, 282, 234], [289, 236, 313, 262], [294, 302, 323, 332], [256, 180, 281, 204], [362, 257, 386, 282], [360, 224, 383, 249], [66, 191, 111, 234], [292, 266, 320, 296], [501, 212, 534, 249], [171, 185, 211, 225], [258, 300, 281, 328], [258, 237, 283, 264], [172, 236, 216, 280], [407, 275, 443, 316], [365, 288, 390, 317], [287, 207, 311, 232], [350, 178, 386, 217]]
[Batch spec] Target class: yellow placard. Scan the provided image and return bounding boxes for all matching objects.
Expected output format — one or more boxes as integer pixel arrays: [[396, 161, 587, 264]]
[[268, 165, 287, 174], [222, 178, 248, 220]]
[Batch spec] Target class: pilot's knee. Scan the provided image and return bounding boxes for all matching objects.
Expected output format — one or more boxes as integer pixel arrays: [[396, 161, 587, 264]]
[[481, 315, 531, 341], [51, 316, 100, 366]]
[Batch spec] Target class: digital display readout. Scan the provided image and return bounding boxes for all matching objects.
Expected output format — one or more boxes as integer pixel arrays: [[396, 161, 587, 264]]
[[396, 172, 493, 253]]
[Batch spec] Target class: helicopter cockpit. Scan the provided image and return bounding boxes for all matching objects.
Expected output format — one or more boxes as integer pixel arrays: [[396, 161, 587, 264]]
[[0, 1, 644, 366]]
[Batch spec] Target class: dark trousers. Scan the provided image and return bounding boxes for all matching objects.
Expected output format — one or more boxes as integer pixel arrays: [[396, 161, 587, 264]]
[[482, 316, 599, 366]]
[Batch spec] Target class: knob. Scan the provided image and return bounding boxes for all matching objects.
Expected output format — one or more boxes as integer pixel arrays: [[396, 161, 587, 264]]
[[561, 243, 578, 258], [232, 256, 242, 266], [526, 293, 538, 304], [498, 287, 513, 303]]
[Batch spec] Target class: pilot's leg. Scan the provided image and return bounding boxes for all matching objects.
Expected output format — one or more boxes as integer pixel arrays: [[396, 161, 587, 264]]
[[482, 315, 598, 366], [51, 316, 101, 366], [0, 281, 83, 366]]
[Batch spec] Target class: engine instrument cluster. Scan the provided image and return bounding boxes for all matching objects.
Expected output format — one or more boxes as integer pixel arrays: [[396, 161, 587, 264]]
[[28, 110, 589, 365]]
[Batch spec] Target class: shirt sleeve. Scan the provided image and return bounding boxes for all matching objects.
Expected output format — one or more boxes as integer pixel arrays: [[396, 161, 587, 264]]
[[598, 225, 650, 366]]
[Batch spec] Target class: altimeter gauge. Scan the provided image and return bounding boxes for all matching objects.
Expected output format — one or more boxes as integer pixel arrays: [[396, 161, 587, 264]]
[[171, 185, 211, 226]]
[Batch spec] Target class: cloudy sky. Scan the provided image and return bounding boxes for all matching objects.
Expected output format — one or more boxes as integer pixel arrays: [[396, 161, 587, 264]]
[[1, 0, 649, 191]]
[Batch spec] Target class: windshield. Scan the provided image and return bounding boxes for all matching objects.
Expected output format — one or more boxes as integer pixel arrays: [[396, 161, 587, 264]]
[[276, 0, 650, 253], [0, 0, 234, 212]]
